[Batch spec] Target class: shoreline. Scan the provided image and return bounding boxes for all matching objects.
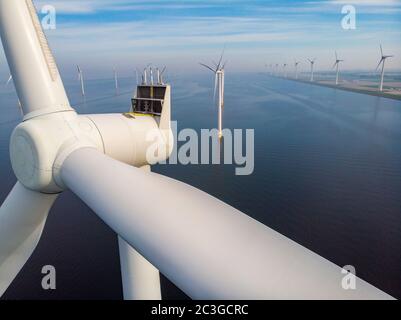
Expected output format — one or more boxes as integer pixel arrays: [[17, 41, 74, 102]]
[[272, 75, 401, 101]]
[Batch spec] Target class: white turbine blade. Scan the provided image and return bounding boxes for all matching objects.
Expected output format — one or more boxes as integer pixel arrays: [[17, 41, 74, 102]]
[[0, 183, 58, 296], [217, 46, 225, 70], [0, 0, 72, 116], [332, 62, 337, 69], [5, 74, 12, 86], [380, 44, 383, 57], [60, 147, 393, 300]]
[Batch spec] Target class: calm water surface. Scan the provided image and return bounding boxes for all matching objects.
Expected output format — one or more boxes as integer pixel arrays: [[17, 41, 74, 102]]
[[1, 73, 400, 299]]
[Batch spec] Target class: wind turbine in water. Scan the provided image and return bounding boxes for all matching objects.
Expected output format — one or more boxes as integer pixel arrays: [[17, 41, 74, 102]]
[[0, 0, 394, 300], [200, 52, 226, 139], [294, 60, 300, 80], [114, 67, 119, 94], [77, 65, 85, 97], [333, 51, 344, 86], [307, 58, 316, 82], [5, 74, 23, 116], [376, 44, 394, 92]]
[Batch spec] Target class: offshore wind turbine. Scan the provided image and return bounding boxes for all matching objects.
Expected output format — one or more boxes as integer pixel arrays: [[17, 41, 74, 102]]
[[6, 74, 12, 85], [333, 51, 344, 85], [77, 65, 85, 97], [113, 67, 119, 94], [200, 51, 226, 139], [5, 74, 22, 116], [0, 0, 393, 301], [376, 44, 394, 92], [294, 60, 300, 80], [307, 58, 316, 82], [135, 68, 139, 85]]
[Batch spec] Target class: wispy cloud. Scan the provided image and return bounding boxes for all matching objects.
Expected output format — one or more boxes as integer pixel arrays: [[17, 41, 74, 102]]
[[0, 0, 399, 78]]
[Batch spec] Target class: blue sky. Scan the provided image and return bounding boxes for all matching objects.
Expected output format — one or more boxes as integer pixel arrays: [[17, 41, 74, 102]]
[[1, 0, 401, 79]]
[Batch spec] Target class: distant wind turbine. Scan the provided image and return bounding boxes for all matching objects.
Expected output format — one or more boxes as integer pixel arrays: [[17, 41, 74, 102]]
[[5, 74, 22, 115], [77, 65, 85, 97], [135, 69, 139, 85], [283, 63, 288, 78], [200, 50, 226, 139], [6, 74, 12, 86], [294, 60, 300, 80], [376, 44, 394, 92], [114, 68, 119, 94], [307, 58, 316, 82], [333, 51, 344, 86]]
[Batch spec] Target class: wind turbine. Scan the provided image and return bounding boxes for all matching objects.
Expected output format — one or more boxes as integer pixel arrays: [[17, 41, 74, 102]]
[[333, 51, 344, 85], [77, 65, 85, 97], [307, 58, 316, 82], [135, 68, 139, 85], [113, 67, 119, 94], [0, 0, 393, 300], [200, 51, 226, 139], [294, 60, 300, 80], [376, 44, 394, 92], [5, 74, 23, 116], [5, 74, 12, 85]]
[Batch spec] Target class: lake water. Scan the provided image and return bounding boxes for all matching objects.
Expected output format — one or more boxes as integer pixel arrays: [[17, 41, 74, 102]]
[[1, 73, 400, 299]]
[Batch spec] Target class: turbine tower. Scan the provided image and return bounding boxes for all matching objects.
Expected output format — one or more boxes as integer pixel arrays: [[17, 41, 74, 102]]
[[77, 65, 85, 97], [294, 60, 300, 80], [376, 44, 394, 92], [135, 68, 139, 85], [283, 63, 288, 78], [333, 51, 344, 86], [307, 58, 316, 82], [114, 67, 119, 94], [200, 51, 226, 139], [0, 0, 393, 301]]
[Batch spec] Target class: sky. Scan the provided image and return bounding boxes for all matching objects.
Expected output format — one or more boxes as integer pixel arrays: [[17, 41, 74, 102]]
[[1, 0, 401, 79]]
